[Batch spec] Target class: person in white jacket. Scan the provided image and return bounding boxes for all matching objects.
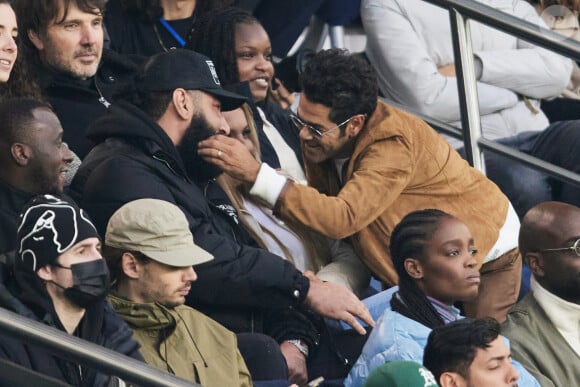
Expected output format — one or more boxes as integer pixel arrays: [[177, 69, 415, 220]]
[[362, 0, 580, 216]]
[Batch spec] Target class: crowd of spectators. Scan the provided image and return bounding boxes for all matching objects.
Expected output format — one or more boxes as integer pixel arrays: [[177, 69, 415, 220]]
[[0, 0, 578, 386]]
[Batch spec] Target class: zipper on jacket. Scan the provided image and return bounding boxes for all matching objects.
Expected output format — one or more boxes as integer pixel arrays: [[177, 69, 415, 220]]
[[151, 152, 191, 183], [94, 80, 111, 108], [152, 153, 180, 177]]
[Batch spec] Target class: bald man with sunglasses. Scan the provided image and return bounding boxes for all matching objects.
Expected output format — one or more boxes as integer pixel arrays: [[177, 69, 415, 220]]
[[502, 201, 580, 387]]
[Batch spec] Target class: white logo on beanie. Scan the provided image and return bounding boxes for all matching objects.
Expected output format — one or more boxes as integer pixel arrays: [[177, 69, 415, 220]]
[[17, 195, 97, 271], [206, 60, 221, 85]]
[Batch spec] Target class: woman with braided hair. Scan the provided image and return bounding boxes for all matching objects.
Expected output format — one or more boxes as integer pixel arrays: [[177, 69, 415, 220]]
[[188, 7, 307, 182], [346, 209, 540, 387]]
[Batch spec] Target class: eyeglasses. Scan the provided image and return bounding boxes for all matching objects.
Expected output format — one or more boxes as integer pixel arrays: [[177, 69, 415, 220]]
[[289, 114, 359, 138], [538, 238, 580, 257]]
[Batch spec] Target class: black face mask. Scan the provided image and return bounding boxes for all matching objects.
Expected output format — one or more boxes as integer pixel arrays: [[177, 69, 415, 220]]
[[52, 259, 110, 308], [179, 114, 223, 183]]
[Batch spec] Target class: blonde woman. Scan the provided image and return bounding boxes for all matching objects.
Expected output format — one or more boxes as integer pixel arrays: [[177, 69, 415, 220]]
[[218, 103, 371, 297]]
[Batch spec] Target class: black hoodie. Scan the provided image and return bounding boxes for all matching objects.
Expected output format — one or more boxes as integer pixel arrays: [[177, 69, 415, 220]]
[[69, 101, 321, 347], [0, 260, 142, 386]]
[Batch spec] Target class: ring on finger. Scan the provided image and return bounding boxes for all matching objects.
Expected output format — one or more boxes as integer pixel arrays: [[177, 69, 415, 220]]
[[217, 150, 222, 158]]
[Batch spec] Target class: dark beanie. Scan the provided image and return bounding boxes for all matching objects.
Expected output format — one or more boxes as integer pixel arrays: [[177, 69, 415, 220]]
[[16, 195, 99, 272]]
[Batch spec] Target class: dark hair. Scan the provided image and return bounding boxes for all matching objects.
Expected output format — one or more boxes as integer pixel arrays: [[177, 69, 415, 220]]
[[389, 209, 454, 329], [0, 0, 43, 100], [118, 0, 237, 23], [102, 245, 151, 286], [0, 98, 52, 147], [136, 90, 173, 121], [13, 0, 106, 64], [423, 317, 501, 382], [300, 49, 378, 124], [187, 7, 259, 86]]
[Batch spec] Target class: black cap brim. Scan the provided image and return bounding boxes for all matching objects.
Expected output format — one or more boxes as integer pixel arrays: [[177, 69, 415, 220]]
[[203, 88, 247, 111]]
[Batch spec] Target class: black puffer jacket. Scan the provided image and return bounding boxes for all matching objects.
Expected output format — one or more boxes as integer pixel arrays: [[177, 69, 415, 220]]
[[36, 49, 141, 159], [0, 261, 142, 386], [69, 101, 320, 347]]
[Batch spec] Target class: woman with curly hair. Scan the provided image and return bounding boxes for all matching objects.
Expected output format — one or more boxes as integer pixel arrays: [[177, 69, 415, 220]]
[[0, 0, 41, 100], [104, 0, 236, 56]]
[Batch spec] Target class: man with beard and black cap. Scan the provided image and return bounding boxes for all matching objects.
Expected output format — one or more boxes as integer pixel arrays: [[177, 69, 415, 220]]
[[71, 48, 374, 384], [0, 194, 142, 386]]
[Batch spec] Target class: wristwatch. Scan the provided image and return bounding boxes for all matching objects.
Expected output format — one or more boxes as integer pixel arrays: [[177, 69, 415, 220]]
[[286, 339, 309, 357]]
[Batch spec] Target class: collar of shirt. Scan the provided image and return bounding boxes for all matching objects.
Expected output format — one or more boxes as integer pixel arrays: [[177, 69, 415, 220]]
[[427, 296, 462, 324], [532, 276, 580, 356]]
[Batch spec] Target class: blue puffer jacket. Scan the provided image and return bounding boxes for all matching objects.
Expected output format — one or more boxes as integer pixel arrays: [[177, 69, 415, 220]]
[[345, 304, 541, 387]]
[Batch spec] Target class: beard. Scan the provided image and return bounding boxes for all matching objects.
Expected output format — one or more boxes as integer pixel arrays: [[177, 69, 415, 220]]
[[178, 113, 223, 184], [30, 160, 61, 195]]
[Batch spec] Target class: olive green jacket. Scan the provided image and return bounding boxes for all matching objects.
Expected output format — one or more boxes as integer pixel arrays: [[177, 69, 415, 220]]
[[503, 293, 580, 387], [109, 295, 252, 387]]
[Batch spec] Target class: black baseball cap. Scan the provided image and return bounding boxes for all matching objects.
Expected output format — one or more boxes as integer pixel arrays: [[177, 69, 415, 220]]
[[137, 49, 246, 111]]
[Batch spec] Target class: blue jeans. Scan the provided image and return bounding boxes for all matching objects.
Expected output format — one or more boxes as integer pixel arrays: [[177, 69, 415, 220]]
[[526, 120, 580, 207]]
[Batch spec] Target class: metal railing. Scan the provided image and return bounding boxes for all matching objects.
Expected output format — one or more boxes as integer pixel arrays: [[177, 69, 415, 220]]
[[0, 307, 197, 387], [416, 0, 580, 187]]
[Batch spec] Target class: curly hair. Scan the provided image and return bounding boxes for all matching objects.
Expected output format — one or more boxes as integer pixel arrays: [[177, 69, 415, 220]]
[[0, 55, 43, 100], [0, 0, 42, 100], [389, 209, 454, 329], [187, 7, 259, 86], [299, 49, 378, 124]]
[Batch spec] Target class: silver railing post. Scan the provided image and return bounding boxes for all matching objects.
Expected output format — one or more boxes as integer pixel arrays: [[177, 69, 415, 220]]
[[448, 8, 485, 171], [417, 0, 580, 187], [0, 307, 196, 387]]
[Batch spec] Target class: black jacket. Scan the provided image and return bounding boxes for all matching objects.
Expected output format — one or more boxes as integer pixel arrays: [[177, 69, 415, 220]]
[[36, 49, 140, 159], [0, 178, 34, 255], [69, 101, 320, 346], [0, 261, 142, 386], [104, 0, 192, 56]]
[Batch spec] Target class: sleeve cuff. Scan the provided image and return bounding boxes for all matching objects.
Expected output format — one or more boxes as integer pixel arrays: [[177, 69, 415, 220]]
[[249, 163, 288, 207], [474, 54, 483, 80]]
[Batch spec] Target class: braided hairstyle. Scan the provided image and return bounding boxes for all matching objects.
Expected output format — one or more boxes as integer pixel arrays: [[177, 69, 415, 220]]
[[389, 209, 454, 329], [186, 7, 259, 86]]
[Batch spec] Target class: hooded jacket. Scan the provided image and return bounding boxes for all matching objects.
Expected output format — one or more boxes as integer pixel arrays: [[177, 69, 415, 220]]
[[0, 261, 142, 386], [108, 294, 252, 387], [70, 101, 320, 347]]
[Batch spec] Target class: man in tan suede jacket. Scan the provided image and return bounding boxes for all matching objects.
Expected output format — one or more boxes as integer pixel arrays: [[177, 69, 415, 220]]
[[198, 49, 521, 323]]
